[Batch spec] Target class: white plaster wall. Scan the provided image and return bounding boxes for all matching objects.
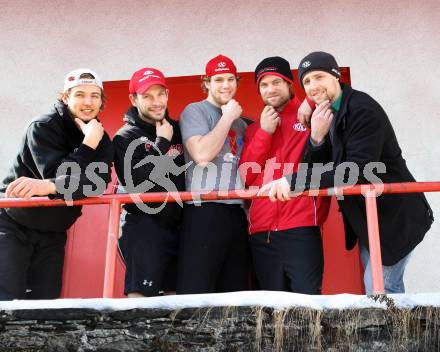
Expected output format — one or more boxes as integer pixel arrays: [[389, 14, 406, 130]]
[[1, 0, 439, 292]]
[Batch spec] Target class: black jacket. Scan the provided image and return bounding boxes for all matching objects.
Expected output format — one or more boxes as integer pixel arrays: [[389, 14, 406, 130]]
[[1, 101, 114, 232], [290, 84, 434, 265], [113, 107, 185, 227]]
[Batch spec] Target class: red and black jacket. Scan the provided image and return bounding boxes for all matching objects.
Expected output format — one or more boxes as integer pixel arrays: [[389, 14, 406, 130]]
[[239, 97, 330, 234]]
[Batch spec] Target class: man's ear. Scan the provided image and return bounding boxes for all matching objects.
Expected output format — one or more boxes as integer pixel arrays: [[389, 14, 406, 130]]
[[62, 93, 69, 105], [128, 94, 137, 107]]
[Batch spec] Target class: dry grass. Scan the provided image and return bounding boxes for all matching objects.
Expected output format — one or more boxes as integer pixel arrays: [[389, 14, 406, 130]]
[[166, 297, 440, 351]]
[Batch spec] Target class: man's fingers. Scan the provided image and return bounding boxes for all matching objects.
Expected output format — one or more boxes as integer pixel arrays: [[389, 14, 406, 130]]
[[11, 180, 29, 198], [276, 186, 285, 201], [280, 186, 291, 201], [258, 179, 291, 202], [324, 109, 333, 119], [5, 183, 15, 197], [74, 118, 86, 130], [268, 183, 277, 202], [267, 114, 279, 124], [263, 105, 271, 113], [22, 188, 34, 199], [5, 177, 25, 197], [257, 183, 270, 196], [316, 100, 330, 113]]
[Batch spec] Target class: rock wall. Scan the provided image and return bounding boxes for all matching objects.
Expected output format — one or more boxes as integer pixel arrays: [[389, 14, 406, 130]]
[[1, 298, 439, 351]]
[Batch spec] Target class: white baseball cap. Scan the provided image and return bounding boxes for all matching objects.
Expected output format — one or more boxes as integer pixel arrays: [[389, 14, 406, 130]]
[[63, 68, 103, 92]]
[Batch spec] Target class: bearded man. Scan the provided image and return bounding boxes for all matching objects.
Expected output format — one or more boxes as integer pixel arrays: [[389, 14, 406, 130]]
[[113, 67, 185, 297]]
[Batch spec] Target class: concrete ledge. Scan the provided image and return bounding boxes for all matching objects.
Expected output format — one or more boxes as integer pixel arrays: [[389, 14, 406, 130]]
[[1, 292, 440, 351]]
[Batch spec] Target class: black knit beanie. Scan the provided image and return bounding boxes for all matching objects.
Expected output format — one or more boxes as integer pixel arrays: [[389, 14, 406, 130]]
[[298, 51, 341, 87], [254, 56, 293, 86]]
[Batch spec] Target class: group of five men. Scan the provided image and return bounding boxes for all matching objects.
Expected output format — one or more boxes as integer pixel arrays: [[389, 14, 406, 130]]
[[0, 51, 433, 300]]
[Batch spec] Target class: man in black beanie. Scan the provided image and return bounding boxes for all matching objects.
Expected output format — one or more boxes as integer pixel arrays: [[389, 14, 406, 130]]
[[258, 51, 433, 294], [239, 56, 330, 294]]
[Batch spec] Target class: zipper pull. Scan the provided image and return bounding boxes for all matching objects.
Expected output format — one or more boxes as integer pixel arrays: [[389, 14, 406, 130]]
[[266, 231, 271, 244]]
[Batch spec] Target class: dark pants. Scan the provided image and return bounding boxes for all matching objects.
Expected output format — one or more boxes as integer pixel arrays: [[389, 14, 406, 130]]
[[250, 226, 323, 294], [118, 212, 179, 296], [0, 209, 67, 300], [177, 203, 251, 294]]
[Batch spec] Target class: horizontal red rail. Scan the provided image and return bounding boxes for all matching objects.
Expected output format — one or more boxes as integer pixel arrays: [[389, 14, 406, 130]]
[[1, 181, 438, 297], [1, 181, 440, 208]]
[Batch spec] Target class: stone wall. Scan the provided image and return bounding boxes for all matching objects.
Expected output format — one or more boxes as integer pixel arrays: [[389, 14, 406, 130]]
[[1, 298, 439, 351]]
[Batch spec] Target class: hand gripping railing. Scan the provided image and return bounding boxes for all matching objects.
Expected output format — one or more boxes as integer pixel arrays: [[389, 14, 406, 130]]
[[1, 181, 439, 297]]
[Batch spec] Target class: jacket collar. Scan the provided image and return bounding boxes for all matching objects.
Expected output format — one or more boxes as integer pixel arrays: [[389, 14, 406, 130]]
[[54, 101, 82, 136], [334, 83, 354, 131]]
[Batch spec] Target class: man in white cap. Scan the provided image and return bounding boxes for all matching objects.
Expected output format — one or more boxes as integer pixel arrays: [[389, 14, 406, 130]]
[[113, 67, 185, 297], [0, 68, 113, 300]]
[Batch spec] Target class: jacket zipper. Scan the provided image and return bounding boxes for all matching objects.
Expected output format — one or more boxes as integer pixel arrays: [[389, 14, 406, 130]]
[[313, 197, 317, 226]]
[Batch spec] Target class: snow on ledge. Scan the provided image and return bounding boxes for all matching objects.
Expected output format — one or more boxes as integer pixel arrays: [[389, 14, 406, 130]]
[[1, 291, 440, 312]]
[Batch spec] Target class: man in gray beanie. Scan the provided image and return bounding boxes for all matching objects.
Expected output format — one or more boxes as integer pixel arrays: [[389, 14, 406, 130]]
[[259, 51, 433, 294]]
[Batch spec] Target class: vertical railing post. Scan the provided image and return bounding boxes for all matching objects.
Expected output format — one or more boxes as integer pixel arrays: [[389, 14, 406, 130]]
[[364, 189, 385, 294], [102, 199, 121, 298]]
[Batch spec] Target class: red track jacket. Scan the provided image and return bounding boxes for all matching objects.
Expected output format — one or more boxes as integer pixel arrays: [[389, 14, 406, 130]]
[[239, 97, 330, 234]]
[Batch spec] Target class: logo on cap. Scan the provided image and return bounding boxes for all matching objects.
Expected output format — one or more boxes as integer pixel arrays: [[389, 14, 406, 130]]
[[332, 68, 341, 76], [302, 61, 311, 68], [68, 76, 75, 81], [144, 70, 154, 75], [218, 62, 226, 68]]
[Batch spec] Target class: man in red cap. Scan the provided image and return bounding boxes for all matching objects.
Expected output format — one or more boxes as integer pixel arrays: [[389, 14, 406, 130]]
[[113, 67, 185, 297], [239, 56, 330, 294], [177, 55, 251, 294]]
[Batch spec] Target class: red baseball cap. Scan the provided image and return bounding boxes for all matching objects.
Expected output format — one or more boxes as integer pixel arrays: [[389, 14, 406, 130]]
[[129, 67, 168, 94], [205, 55, 237, 77]]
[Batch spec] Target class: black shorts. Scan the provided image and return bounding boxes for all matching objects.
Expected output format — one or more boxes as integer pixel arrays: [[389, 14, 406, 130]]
[[250, 226, 323, 294], [0, 209, 67, 300], [118, 212, 179, 296], [177, 203, 251, 294]]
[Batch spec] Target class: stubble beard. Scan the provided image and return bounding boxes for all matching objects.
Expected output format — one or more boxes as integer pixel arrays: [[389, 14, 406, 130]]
[[138, 107, 166, 124]]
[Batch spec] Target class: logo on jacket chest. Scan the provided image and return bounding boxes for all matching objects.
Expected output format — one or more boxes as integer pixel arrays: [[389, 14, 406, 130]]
[[293, 122, 307, 132]]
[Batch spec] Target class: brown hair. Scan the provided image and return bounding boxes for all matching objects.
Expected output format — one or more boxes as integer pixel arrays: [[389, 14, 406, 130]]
[[57, 72, 106, 110], [200, 75, 241, 93]]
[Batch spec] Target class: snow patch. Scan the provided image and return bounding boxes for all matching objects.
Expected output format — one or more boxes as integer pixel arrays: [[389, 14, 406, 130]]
[[1, 291, 440, 312]]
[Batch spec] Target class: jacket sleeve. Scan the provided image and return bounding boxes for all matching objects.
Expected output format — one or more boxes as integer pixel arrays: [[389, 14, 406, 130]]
[[113, 132, 172, 194], [302, 135, 333, 165], [290, 106, 385, 191], [26, 121, 113, 200], [239, 124, 273, 187]]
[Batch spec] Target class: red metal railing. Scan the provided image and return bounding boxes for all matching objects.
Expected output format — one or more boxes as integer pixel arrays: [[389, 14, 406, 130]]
[[1, 181, 439, 296]]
